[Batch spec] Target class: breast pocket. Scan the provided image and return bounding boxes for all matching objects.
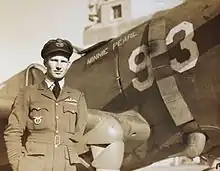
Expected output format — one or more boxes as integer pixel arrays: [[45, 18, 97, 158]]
[[28, 104, 49, 130], [63, 103, 77, 133]]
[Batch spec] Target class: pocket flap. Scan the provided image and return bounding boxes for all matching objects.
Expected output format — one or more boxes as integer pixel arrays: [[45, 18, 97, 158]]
[[26, 142, 46, 156], [26, 153, 45, 157], [30, 103, 49, 112], [63, 103, 77, 114]]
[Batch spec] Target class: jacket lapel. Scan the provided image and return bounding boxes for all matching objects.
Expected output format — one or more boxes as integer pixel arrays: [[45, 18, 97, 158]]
[[57, 85, 73, 102], [38, 80, 56, 100]]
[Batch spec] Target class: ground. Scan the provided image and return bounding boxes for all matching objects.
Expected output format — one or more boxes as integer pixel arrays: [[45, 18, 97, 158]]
[[137, 165, 209, 171]]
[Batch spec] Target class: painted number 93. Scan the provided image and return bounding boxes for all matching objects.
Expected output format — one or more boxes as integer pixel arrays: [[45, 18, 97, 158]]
[[128, 21, 200, 91]]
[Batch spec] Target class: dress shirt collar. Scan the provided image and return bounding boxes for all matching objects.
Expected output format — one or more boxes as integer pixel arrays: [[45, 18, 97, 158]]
[[44, 77, 65, 91]]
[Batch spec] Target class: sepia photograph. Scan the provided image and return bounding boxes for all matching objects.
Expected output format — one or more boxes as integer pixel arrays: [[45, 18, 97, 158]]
[[0, 0, 220, 171]]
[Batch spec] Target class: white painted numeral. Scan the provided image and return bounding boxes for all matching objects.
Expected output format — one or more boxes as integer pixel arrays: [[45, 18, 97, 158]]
[[166, 21, 199, 73], [128, 45, 154, 91], [129, 21, 199, 91]]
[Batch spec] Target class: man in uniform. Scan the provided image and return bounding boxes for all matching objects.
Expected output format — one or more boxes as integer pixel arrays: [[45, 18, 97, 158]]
[[4, 38, 89, 171]]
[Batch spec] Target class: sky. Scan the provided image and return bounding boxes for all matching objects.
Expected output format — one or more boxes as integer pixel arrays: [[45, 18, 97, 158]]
[[0, 0, 184, 83]]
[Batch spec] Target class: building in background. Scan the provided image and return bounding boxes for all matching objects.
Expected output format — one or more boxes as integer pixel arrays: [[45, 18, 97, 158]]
[[83, 0, 183, 46], [84, 0, 147, 46]]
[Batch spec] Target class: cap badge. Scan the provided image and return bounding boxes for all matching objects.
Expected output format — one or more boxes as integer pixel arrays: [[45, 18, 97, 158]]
[[55, 39, 65, 47]]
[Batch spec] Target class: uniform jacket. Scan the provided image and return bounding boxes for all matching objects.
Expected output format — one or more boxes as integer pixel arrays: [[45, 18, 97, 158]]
[[4, 80, 88, 171]]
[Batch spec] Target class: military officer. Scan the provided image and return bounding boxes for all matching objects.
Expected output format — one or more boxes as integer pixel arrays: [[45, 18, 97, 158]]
[[4, 38, 89, 171]]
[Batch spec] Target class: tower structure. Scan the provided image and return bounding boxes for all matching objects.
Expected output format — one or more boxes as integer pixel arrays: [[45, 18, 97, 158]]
[[84, 0, 142, 46]]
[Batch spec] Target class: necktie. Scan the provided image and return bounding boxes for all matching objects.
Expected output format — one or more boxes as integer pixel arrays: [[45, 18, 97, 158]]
[[52, 81, 61, 99]]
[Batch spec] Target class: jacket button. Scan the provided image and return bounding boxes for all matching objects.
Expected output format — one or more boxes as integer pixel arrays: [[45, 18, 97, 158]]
[[56, 116, 59, 120], [56, 103, 58, 106]]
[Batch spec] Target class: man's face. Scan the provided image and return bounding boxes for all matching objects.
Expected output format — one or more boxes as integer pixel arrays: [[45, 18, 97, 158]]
[[45, 55, 70, 81]]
